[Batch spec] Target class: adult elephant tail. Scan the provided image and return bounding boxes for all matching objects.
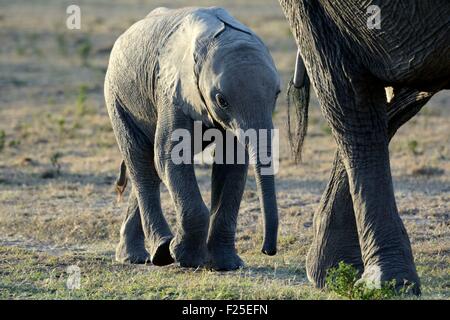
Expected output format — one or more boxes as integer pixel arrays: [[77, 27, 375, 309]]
[[287, 49, 310, 163]]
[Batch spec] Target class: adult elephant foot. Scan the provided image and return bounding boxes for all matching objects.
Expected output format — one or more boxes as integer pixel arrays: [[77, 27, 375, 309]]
[[207, 245, 245, 271], [306, 152, 363, 287], [356, 215, 421, 295], [358, 257, 421, 295], [170, 236, 208, 268]]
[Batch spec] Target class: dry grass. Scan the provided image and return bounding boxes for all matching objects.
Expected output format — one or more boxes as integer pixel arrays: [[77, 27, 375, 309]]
[[0, 0, 449, 300]]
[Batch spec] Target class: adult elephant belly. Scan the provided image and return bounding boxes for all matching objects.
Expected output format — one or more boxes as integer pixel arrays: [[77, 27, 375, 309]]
[[365, 1, 450, 91], [379, 42, 450, 92]]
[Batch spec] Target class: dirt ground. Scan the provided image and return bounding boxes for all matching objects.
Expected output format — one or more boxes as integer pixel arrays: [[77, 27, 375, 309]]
[[0, 0, 448, 299]]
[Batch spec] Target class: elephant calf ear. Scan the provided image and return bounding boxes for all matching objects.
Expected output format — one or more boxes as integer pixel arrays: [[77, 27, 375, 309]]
[[213, 7, 253, 36], [157, 10, 226, 126]]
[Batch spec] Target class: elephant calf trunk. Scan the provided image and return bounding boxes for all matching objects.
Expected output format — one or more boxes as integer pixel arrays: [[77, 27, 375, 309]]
[[255, 168, 278, 256], [248, 134, 278, 256]]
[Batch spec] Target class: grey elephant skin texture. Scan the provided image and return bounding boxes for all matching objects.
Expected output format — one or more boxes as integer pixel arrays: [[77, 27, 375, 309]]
[[280, 0, 449, 294], [105, 7, 281, 270]]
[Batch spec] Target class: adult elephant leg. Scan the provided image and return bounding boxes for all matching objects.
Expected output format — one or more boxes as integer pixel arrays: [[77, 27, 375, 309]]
[[116, 188, 150, 264], [300, 49, 421, 293], [307, 88, 433, 288], [207, 136, 249, 271], [326, 78, 420, 294], [107, 98, 174, 266], [306, 151, 362, 287]]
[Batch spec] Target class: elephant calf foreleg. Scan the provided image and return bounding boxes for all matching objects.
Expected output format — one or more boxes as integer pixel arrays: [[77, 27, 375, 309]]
[[307, 88, 433, 288], [155, 113, 210, 268], [162, 161, 210, 267], [207, 145, 249, 270]]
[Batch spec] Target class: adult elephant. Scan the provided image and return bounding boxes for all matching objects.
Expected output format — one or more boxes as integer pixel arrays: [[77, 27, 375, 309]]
[[279, 0, 449, 294]]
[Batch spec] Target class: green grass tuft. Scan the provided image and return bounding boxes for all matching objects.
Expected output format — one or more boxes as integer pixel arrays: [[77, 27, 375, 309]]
[[0, 130, 5, 152], [407, 140, 420, 156], [325, 261, 411, 300], [77, 37, 92, 66], [76, 85, 89, 116]]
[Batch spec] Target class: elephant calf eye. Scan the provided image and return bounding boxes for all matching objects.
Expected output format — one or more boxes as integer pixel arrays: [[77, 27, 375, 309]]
[[215, 93, 229, 108]]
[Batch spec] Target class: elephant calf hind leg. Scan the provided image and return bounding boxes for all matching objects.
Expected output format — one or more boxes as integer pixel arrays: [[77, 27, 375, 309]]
[[108, 98, 174, 266], [116, 189, 150, 264]]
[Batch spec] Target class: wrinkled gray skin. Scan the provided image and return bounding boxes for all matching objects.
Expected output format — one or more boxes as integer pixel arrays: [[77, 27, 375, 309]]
[[280, 0, 449, 294], [105, 7, 281, 270]]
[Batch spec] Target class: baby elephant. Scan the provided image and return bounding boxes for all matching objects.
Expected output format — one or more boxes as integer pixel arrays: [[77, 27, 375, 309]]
[[105, 7, 281, 270]]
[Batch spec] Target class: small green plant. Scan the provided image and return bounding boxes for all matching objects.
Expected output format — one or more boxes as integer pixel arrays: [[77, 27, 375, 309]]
[[77, 37, 92, 66], [8, 139, 21, 148], [0, 130, 5, 152], [407, 140, 419, 155], [11, 78, 26, 87], [57, 118, 66, 135], [15, 46, 26, 56], [41, 152, 63, 179], [11, 123, 27, 141], [55, 33, 67, 56], [50, 152, 62, 174], [72, 122, 82, 131], [76, 85, 88, 116], [48, 96, 56, 106], [326, 261, 360, 298], [325, 261, 407, 300]]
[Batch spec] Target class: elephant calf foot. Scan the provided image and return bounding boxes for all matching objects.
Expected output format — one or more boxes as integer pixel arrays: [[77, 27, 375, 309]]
[[170, 236, 208, 268], [207, 245, 244, 271], [115, 241, 150, 264], [358, 263, 421, 295]]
